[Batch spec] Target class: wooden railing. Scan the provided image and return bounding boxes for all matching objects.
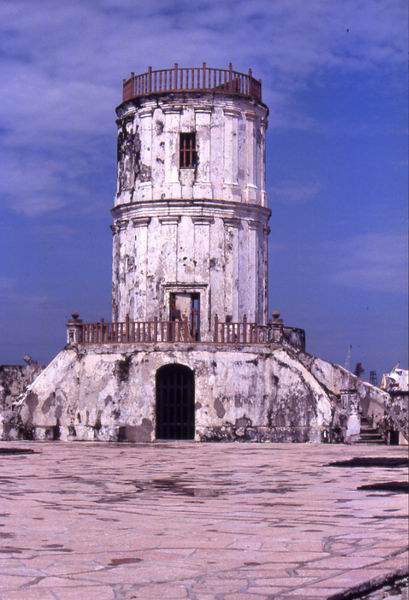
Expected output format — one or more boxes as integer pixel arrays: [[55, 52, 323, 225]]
[[122, 63, 262, 103]]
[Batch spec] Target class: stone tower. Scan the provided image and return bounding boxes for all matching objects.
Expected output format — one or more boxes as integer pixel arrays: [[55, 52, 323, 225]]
[[15, 63, 379, 447], [112, 64, 270, 341]]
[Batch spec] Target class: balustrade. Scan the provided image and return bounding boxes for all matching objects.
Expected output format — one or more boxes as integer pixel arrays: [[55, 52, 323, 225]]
[[122, 63, 262, 103], [66, 314, 304, 350]]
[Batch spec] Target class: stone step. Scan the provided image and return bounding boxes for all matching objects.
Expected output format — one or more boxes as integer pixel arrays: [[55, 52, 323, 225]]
[[355, 441, 386, 445]]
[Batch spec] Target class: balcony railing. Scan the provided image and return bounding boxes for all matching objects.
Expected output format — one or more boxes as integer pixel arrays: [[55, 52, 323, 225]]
[[122, 63, 262, 103], [80, 318, 190, 344], [67, 314, 305, 350]]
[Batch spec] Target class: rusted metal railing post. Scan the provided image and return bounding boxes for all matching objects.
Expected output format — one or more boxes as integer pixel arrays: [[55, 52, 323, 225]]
[[243, 314, 247, 343], [228, 62, 233, 92], [183, 316, 189, 341], [148, 66, 152, 93], [174, 62, 178, 91], [125, 314, 130, 342], [153, 316, 158, 342]]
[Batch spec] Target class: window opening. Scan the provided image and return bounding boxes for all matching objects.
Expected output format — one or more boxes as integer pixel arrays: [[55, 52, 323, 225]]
[[179, 132, 197, 168]]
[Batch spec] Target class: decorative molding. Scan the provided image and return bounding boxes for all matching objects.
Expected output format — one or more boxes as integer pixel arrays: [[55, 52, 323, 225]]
[[162, 106, 183, 114], [194, 106, 213, 114], [223, 107, 241, 118], [162, 282, 208, 289], [116, 219, 129, 231], [138, 108, 153, 119], [223, 217, 241, 228], [159, 216, 180, 225], [111, 198, 271, 224], [245, 112, 258, 121], [248, 220, 259, 230], [132, 217, 151, 228], [192, 216, 214, 225]]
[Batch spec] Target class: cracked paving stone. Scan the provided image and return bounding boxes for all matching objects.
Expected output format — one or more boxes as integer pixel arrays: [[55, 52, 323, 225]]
[[0, 441, 407, 599]]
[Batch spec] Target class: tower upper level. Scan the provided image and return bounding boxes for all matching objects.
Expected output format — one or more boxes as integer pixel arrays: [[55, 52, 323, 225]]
[[115, 63, 268, 208]]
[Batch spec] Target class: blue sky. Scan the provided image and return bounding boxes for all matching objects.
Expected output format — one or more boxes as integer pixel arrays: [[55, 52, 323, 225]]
[[0, 0, 407, 380]]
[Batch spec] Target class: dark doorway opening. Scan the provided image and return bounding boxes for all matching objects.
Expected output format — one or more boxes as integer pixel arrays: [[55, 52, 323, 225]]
[[170, 292, 201, 341], [156, 364, 195, 440]]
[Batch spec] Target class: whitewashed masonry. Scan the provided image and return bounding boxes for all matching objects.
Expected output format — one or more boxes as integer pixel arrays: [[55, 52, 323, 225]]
[[112, 88, 270, 340]]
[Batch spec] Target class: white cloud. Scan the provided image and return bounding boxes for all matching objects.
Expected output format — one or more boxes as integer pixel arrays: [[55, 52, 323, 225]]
[[0, 0, 406, 215], [327, 232, 407, 293], [270, 180, 322, 205]]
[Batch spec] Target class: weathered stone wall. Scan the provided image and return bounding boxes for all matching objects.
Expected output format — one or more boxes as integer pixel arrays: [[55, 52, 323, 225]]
[[0, 361, 43, 438], [111, 202, 270, 331], [115, 94, 268, 207], [112, 93, 270, 330], [6, 344, 389, 445], [383, 392, 408, 443]]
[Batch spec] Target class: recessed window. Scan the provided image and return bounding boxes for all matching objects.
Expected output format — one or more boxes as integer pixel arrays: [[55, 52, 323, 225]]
[[179, 132, 197, 168]]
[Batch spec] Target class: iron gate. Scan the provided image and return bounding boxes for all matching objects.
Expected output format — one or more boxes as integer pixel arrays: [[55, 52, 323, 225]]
[[155, 364, 195, 440]]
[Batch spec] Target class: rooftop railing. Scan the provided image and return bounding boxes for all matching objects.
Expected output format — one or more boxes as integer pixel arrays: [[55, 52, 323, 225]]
[[122, 63, 262, 103], [66, 314, 305, 350]]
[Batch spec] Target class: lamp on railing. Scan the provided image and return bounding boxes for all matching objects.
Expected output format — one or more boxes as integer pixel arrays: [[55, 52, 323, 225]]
[[270, 310, 284, 344], [66, 312, 83, 345]]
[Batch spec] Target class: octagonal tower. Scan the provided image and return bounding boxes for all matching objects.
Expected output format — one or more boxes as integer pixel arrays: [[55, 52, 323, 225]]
[[112, 63, 270, 341]]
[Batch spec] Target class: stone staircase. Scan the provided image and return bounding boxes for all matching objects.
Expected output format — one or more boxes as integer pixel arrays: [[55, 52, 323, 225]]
[[355, 416, 386, 445]]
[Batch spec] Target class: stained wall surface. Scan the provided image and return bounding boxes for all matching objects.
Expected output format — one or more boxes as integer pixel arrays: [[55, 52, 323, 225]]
[[9, 344, 390, 445], [112, 94, 270, 332]]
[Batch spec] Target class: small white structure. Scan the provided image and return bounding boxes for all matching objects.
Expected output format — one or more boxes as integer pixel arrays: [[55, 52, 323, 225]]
[[380, 364, 409, 392]]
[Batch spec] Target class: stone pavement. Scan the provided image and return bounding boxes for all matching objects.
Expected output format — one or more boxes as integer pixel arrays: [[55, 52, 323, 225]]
[[0, 442, 407, 600]]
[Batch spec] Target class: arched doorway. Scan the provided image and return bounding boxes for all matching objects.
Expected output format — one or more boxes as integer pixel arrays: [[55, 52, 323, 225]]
[[155, 364, 195, 440]]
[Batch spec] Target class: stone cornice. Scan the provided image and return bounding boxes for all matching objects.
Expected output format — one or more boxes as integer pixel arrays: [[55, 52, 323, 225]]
[[112, 199, 271, 225]]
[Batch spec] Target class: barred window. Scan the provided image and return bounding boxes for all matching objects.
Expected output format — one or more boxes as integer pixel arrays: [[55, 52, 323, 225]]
[[179, 132, 197, 168]]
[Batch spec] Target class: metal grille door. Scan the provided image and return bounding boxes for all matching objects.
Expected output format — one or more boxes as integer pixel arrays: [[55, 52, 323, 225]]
[[156, 365, 195, 440]]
